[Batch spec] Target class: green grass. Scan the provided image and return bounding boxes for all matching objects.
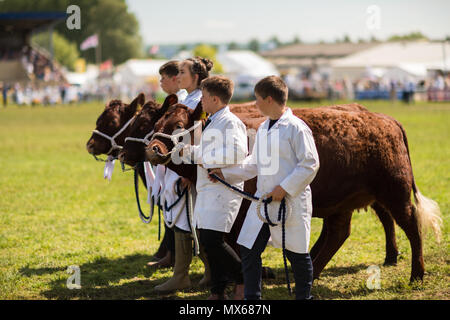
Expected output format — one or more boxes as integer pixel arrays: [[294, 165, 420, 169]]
[[0, 100, 448, 300]]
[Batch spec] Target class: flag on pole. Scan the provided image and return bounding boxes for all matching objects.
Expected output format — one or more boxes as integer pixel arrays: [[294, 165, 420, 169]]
[[80, 34, 99, 51], [149, 45, 159, 55], [99, 59, 113, 71]]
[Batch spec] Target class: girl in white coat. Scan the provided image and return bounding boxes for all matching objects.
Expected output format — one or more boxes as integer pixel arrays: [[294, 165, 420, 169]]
[[154, 57, 213, 293], [209, 76, 320, 300]]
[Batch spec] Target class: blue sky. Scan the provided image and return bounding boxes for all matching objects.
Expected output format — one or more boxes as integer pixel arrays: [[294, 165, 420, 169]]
[[126, 0, 450, 45]]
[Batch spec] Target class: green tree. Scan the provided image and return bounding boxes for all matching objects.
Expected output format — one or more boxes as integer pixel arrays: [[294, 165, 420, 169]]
[[248, 38, 260, 52], [269, 35, 282, 48], [370, 35, 380, 43], [192, 44, 224, 74], [32, 31, 80, 71], [292, 35, 302, 44], [0, 0, 142, 65], [228, 41, 239, 50], [343, 34, 352, 43], [388, 31, 428, 42]]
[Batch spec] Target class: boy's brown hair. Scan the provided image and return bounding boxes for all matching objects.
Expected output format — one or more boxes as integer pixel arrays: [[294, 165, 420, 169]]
[[159, 60, 180, 77], [254, 75, 288, 106], [200, 75, 234, 105]]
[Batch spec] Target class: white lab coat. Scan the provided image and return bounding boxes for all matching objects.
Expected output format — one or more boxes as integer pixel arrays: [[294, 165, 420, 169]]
[[183, 106, 248, 233], [181, 88, 201, 109], [221, 108, 320, 253], [176, 89, 188, 102], [154, 89, 201, 231]]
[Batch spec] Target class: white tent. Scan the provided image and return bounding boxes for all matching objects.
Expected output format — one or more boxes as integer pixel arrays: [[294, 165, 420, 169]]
[[330, 41, 450, 81], [218, 50, 279, 99], [218, 50, 279, 78], [114, 59, 168, 100], [66, 65, 99, 87], [115, 59, 167, 85]]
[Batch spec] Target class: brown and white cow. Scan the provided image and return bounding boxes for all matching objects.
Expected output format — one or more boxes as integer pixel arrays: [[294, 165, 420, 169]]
[[145, 102, 442, 282]]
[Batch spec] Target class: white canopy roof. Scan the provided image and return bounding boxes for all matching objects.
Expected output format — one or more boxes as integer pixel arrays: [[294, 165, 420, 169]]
[[115, 59, 168, 84], [218, 50, 279, 78], [331, 41, 450, 72]]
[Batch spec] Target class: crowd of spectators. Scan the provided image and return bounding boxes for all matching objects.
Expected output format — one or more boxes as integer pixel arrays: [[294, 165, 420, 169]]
[[284, 69, 450, 103], [1, 45, 65, 83], [0, 81, 156, 107]]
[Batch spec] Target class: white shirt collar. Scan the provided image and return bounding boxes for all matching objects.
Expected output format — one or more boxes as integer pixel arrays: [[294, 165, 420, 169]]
[[208, 105, 229, 122], [181, 89, 202, 109], [263, 107, 292, 130], [185, 88, 201, 100]]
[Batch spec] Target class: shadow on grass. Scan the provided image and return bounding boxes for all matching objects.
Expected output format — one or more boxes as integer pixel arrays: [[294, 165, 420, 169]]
[[261, 263, 373, 300], [320, 263, 368, 277], [19, 253, 203, 299], [20, 258, 387, 300]]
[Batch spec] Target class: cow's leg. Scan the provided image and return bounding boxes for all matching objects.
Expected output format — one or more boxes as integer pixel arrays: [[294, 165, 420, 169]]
[[371, 202, 399, 266], [382, 199, 424, 282], [312, 212, 352, 279], [309, 219, 328, 262]]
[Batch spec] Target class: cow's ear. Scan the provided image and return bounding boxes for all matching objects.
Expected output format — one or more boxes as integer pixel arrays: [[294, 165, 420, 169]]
[[191, 101, 205, 121], [159, 94, 178, 114], [127, 93, 145, 114]]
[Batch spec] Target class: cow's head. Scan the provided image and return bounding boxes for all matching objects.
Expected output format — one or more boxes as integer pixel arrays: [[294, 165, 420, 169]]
[[118, 94, 178, 167], [145, 102, 204, 165], [86, 93, 145, 157]]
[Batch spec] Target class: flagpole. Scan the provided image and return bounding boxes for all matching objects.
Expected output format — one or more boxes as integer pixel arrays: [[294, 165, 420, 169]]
[[96, 32, 101, 66]]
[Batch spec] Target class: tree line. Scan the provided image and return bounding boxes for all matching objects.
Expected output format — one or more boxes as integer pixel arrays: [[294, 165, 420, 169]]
[[1, 0, 142, 70]]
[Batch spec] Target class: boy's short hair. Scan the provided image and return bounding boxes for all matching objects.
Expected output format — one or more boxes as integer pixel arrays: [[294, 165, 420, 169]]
[[254, 75, 288, 106], [159, 60, 180, 77], [200, 76, 234, 105]]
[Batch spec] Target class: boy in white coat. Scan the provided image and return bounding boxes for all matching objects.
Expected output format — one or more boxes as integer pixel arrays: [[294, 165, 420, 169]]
[[209, 76, 320, 300], [181, 76, 248, 300]]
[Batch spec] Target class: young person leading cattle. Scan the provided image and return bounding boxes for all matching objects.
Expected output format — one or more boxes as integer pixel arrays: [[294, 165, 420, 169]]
[[153, 57, 213, 293], [159, 60, 188, 102], [147, 61, 188, 269], [209, 75, 320, 300], [180, 76, 248, 300]]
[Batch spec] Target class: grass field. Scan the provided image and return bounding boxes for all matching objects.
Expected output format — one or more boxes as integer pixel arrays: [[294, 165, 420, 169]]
[[0, 99, 448, 300]]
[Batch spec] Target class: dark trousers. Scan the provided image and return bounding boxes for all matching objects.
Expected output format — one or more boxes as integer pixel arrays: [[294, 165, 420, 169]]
[[240, 223, 313, 300], [199, 228, 244, 295]]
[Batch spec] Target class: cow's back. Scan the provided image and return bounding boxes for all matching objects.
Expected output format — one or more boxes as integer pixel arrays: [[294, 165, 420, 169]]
[[293, 107, 410, 216], [229, 102, 411, 217]]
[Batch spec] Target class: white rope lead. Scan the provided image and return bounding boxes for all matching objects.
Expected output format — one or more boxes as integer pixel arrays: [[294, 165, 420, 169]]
[[92, 115, 136, 155]]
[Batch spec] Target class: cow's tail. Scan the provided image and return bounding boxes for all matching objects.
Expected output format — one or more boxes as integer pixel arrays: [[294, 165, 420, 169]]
[[396, 120, 443, 243]]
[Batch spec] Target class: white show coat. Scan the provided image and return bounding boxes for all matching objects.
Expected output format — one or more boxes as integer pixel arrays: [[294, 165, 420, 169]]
[[183, 106, 248, 233], [180, 88, 201, 109], [156, 89, 201, 231], [221, 108, 320, 253], [176, 89, 188, 102]]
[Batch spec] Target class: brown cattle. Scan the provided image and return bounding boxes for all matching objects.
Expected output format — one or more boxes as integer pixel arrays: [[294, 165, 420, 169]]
[[86, 93, 146, 158], [86, 93, 176, 262], [118, 94, 178, 168], [146, 102, 442, 282]]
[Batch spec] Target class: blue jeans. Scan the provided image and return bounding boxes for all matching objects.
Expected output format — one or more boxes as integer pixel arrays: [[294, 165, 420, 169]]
[[240, 223, 313, 300]]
